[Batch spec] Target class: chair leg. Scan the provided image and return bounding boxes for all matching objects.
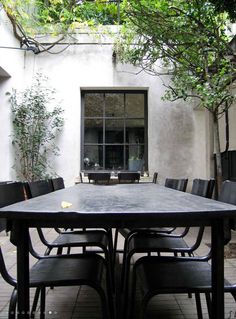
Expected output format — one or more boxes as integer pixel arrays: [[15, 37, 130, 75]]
[[195, 293, 203, 319], [123, 253, 132, 316], [121, 235, 132, 291], [205, 292, 212, 319], [31, 287, 41, 318], [128, 263, 137, 319], [100, 261, 114, 319], [104, 249, 115, 293], [141, 296, 150, 319], [8, 288, 17, 319], [40, 287, 46, 319], [96, 287, 111, 319], [113, 228, 119, 265]]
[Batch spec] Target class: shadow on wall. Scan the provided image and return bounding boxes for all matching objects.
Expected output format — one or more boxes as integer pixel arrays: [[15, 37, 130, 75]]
[[155, 103, 194, 177]]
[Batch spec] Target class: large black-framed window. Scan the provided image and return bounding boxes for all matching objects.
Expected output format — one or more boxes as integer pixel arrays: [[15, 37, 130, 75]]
[[81, 90, 148, 171]]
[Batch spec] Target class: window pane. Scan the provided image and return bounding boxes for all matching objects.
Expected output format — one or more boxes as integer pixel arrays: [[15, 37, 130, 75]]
[[105, 145, 124, 170], [84, 145, 103, 170], [84, 93, 104, 117], [126, 119, 144, 143], [126, 145, 145, 171], [126, 94, 144, 118], [84, 119, 103, 143], [105, 119, 124, 143], [105, 93, 124, 117]]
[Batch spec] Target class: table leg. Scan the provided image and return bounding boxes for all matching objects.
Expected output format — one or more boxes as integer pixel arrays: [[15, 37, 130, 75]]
[[211, 220, 224, 318], [17, 222, 30, 319]]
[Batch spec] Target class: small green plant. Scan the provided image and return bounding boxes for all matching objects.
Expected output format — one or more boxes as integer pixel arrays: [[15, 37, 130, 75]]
[[8, 73, 64, 181]]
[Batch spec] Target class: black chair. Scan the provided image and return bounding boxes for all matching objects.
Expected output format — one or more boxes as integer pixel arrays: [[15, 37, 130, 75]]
[[118, 172, 140, 183], [88, 172, 111, 184], [165, 177, 188, 191], [27, 179, 54, 197], [79, 172, 84, 183], [50, 177, 65, 190], [25, 179, 114, 291], [0, 182, 25, 233], [152, 172, 158, 184], [26, 180, 112, 256], [113, 177, 188, 264], [121, 178, 215, 310], [0, 182, 113, 319], [128, 180, 236, 319]]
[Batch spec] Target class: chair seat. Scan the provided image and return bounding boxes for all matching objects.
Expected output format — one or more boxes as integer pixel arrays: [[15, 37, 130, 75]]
[[119, 227, 174, 239], [30, 254, 105, 287], [128, 234, 189, 252], [51, 230, 108, 248], [136, 256, 232, 294]]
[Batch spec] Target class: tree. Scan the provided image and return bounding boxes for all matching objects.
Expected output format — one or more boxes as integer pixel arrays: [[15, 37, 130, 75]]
[[117, 0, 236, 191], [209, 0, 236, 21], [8, 73, 64, 181]]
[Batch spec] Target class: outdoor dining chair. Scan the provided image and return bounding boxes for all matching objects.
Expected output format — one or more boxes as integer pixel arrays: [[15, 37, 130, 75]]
[[152, 171, 158, 184], [128, 179, 236, 319], [117, 172, 140, 183], [121, 178, 215, 309], [165, 177, 188, 191], [87, 172, 111, 184], [25, 179, 114, 291], [50, 176, 65, 190], [0, 182, 113, 319], [113, 177, 189, 264]]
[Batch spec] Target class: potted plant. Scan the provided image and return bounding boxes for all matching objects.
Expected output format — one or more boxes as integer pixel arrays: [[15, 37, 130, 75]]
[[128, 156, 144, 171]]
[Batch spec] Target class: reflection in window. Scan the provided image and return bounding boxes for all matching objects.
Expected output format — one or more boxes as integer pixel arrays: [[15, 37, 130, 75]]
[[82, 91, 147, 171], [105, 120, 124, 143]]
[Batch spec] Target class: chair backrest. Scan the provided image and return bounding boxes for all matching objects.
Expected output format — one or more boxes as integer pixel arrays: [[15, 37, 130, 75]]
[[0, 182, 26, 285], [191, 178, 215, 199], [152, 172, 158, 184], [118, 172, 140, 183], [207, 179, 215, 199], [50, 177, 65, 191], [165, 178, 188, 192], [218, 180, 236, 205], [218, 180, 236, 241], [0, 182, 25, 208], [0, 182, 26, 232], [88, 172, 111, 184], [26, 180, 54, 198]]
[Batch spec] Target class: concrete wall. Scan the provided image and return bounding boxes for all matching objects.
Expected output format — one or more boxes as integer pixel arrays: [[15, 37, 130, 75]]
[[0, 10, 25, 182], [0, 13, 217, 187]]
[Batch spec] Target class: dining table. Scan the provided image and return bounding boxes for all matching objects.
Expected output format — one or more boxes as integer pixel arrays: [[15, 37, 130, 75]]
[[1, 182, 236, 319]]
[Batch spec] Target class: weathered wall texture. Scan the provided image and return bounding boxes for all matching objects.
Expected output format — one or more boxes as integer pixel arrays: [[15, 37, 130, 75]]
[[0, 10, 25, 182], [0, 12, 219, 187]]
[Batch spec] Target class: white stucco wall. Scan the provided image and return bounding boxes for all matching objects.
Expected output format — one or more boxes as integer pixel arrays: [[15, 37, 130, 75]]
[[0, 13, 216, 187], [0, 10, 25, 182]]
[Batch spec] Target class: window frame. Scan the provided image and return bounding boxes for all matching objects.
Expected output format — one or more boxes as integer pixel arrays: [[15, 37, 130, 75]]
[[81, 89, 148, 172]]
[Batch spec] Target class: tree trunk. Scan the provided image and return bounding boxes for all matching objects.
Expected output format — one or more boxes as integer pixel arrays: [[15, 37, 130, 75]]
[[213, 113, 222, 195], [224, 108, 229, 152]]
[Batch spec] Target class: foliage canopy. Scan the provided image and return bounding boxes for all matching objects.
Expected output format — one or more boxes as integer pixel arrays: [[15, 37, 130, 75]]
[[209, 0, 236, 21], [1, 0, 123, 53], [118, 0, 236, 115], [117, 0, 236, 187]]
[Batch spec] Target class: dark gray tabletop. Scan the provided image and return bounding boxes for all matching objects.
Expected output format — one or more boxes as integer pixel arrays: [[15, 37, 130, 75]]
[[0, 183, 236, 228]]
